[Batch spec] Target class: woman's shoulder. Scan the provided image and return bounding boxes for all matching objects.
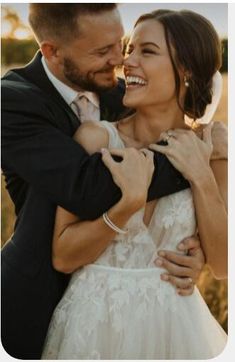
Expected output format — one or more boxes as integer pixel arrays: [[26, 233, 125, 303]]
[[73, 121, 109, 155]]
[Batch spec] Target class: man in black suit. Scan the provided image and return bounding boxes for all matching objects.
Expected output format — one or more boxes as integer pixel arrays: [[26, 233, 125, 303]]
[[1, 4, 205, 359]]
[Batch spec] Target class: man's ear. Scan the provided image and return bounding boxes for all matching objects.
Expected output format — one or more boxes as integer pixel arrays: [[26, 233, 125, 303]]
[[41, 41, 61, 65]]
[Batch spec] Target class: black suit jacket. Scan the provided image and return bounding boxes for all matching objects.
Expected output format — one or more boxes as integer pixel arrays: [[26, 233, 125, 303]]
[[1, 52, 189, 359]]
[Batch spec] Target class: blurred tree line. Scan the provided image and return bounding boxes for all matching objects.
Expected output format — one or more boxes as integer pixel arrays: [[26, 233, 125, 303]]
[[1, 5, 228, 71], [1, 38, 39, 66], [1, 37, 228, 72], [1, 5, 39, 66]]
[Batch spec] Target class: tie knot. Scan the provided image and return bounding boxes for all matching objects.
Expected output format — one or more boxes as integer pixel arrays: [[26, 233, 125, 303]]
[[75, 93, 88, 104], [72, 93, 100, 123]]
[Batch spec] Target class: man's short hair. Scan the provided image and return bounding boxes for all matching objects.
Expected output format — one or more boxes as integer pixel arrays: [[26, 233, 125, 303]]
[[29, 4, 117, 43]]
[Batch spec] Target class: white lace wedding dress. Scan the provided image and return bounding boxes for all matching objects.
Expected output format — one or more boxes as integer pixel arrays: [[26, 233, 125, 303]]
[[42, 121, 227, 360]]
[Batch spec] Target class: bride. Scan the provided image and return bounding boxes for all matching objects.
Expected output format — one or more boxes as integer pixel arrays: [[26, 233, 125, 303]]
[[42, 9, 227, 359]]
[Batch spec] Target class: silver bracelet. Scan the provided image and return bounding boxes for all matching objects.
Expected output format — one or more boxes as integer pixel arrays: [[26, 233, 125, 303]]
[[102, 212, 128, 234]]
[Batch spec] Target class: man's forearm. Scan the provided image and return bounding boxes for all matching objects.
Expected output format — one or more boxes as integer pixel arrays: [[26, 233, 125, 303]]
[[2, 109, 189, 221], [147, 150, 190, 201]]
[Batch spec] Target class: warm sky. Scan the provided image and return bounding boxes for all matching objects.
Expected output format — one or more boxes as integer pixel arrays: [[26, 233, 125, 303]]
[[1, 2, 228, 39]]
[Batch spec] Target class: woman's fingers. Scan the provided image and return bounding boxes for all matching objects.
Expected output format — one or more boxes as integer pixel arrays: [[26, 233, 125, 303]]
[[159, 129, 177, 141], [149, 143, 174, 158], [107, 147, 127, 158], [211, 121, 228, 160], [100, 148, 117, 173], [139, 148, 155, 166], [203, 122, 213, 140], [139, 148, 153, 157], [203, 122, 213, 149], [100, 147, 156, 202], [108, 147, 145, 158]]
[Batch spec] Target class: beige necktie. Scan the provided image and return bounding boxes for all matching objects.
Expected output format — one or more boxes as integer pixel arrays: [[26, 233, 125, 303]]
[[72, 94, 100, 123]]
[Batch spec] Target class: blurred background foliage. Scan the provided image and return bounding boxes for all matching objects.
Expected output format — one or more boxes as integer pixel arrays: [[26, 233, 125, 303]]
[[1, 5, 228, 72], [1, 36, 228, 72], [1, 38, 39, 65], [1, 4, 228, 334]]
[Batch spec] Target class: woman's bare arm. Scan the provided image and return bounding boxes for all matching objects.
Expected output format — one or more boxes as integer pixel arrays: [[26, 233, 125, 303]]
[[190, 158, 227, 279], [150, 123, 228, 279], [52, 122, 153, 273]]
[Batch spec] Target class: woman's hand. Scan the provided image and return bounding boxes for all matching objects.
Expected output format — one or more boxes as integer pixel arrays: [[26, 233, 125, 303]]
[[149, 123, 213, 183], [211, 121, 228, 160], [101, 147, 154, 210], [150, 123, 227, 279]]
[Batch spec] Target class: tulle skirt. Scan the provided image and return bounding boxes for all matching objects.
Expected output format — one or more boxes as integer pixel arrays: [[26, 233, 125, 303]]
[[42, 264, 227, 359]]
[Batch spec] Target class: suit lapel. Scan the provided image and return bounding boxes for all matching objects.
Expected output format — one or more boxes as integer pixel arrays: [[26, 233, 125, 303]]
[[14, 51, 81, 130]]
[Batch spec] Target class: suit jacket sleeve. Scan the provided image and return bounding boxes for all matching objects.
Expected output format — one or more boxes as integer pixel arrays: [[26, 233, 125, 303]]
[[2, 80, 189, 221]]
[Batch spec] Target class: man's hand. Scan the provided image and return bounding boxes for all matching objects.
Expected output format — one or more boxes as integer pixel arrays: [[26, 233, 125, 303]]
[[155, 236, 205, 296]]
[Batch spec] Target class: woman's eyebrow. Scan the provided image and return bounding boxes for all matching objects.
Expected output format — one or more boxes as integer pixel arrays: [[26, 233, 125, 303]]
[[140, 42, 160, 49]]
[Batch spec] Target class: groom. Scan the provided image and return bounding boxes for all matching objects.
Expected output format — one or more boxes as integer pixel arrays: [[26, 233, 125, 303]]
[[1, 4, 205, 359]]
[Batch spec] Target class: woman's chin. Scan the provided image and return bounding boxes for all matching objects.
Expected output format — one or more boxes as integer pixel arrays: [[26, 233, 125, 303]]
[[123, 95, 138, 108]]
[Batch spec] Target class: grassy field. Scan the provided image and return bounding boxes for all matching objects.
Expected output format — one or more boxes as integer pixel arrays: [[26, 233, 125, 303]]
[[1, 66, 228, 332]]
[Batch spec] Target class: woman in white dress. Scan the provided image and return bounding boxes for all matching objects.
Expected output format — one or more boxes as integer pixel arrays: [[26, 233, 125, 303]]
[[42, 9, 227, 359]]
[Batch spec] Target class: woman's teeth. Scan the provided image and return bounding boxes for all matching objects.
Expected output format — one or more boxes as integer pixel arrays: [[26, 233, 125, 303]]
[[126, 76, 147, 86]]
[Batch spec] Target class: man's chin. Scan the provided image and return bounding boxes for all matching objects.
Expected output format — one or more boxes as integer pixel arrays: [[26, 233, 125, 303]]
[[94, 78, 118, 92]]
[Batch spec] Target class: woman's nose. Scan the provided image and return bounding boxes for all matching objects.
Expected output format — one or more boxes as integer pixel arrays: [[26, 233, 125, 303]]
[[123, 53, 139, 68]]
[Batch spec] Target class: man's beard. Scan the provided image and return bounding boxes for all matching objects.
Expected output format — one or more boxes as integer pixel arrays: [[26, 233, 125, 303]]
[[63, 57, 117, 93]]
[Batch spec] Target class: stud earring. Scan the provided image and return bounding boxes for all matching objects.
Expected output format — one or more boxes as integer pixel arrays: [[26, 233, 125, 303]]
[[184, 75, 189, 87]]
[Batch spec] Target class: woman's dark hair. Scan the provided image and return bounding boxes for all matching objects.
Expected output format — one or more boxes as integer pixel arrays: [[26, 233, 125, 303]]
[[135, 9, 222, 119], [29, 3, 117, 43]]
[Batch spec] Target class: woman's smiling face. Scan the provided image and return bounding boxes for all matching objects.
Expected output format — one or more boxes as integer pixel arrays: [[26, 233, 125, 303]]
[[123, 19, 184, 110]]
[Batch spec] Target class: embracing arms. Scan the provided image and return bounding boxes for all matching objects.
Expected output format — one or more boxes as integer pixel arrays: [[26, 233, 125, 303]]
[[52, 122, 154, 273], [53, 122, 205, 297], [53, 194, 144, 273], [1, 80, 189, 220]]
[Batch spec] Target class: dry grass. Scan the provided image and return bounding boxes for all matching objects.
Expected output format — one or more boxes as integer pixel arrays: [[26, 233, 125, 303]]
[[1, 67, 228, 332]]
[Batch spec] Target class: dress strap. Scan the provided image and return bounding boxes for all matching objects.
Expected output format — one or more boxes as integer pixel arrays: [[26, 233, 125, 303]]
[[100, 120, 125, 149]]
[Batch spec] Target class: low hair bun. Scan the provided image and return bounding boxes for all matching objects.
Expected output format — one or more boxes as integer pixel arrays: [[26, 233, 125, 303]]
[[184, 78, 213, 119]]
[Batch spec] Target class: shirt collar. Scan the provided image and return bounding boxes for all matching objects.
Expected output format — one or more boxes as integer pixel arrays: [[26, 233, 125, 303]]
[[41, 56, 99, 108]]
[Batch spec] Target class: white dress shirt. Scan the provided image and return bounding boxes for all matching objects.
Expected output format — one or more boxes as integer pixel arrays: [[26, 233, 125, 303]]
[[41, 56, 100, 122]]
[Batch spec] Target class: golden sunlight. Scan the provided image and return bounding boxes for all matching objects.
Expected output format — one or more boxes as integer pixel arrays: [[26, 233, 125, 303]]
[[1, 20, 12, 37], [14, 28, 31, 40], [1, 5, 32, 39]]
